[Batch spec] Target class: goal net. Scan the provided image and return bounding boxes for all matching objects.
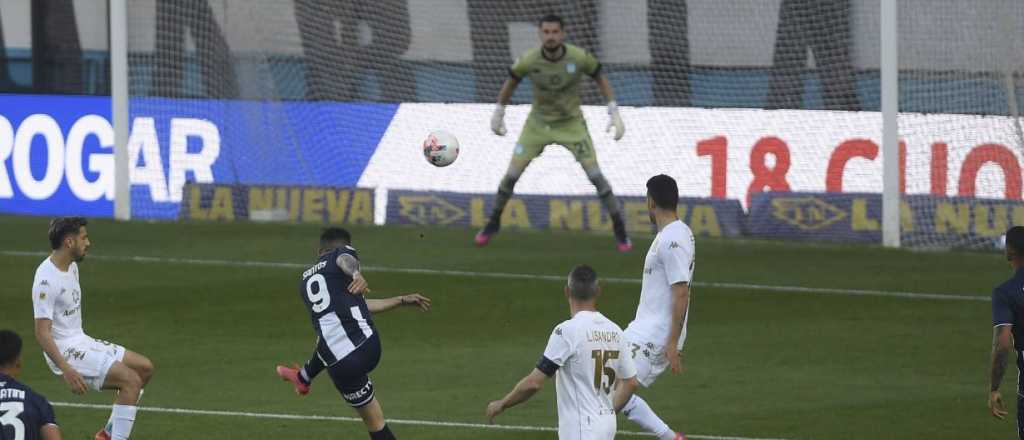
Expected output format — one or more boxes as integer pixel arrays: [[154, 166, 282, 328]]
[[895, 0, 1024, 249], [120, 0, 1020, 247]]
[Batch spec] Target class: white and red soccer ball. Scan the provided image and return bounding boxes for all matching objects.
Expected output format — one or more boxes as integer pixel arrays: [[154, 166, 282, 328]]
[[422, 130, 460, 167]]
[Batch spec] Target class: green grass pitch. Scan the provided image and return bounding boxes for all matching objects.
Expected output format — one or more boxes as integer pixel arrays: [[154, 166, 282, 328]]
[[0, 215, 1010, 439]]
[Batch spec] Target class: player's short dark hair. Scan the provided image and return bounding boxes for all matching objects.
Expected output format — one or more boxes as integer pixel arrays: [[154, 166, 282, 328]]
[[646, 174, 679, 210], [48, 216, 88, 250], [0, 330, 22, 368], [1007, 226, 1024, 257], [320, 227, 352, 251], [539, 14, 564, 29], [567, 264, 599, 301]]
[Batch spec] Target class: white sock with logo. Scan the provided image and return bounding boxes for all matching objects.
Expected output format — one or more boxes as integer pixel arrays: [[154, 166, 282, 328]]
[[106, 389, 143, 435], [622, 395, 676, 440], [110, 404, 137, 440]]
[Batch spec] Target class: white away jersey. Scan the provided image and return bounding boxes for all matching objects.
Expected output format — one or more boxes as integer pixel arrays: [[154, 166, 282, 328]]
[[32, 258, 85, 341], [540, 311, 637, 440], [626, 220, 695, 350]]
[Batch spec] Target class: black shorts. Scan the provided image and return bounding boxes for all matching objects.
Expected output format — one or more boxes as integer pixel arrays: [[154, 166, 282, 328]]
[[327, 333, 382, 408]]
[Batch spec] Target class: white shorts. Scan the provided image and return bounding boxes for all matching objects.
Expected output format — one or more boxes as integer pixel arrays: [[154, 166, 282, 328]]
[[559, 413, 616, 440], [44, 335, 126, 391], [624, 334, 670, 388]]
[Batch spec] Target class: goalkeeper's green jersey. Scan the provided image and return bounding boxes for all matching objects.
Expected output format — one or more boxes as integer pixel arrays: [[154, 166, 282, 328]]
[[509, 43, 602, 124]]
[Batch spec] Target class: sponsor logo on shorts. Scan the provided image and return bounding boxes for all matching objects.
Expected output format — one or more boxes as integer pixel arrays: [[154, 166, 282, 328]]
[[566, 63, 576, 74], [63, 347, 86, 361], [343, 381, 374, 403], [514, 144, 525, 156]]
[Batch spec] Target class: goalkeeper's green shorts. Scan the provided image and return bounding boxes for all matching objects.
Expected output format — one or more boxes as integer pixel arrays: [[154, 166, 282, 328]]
[[509, 116, 598, 174]]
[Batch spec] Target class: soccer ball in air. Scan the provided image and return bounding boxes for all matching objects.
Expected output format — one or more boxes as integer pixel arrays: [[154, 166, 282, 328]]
[[422, 131, 460, 167]]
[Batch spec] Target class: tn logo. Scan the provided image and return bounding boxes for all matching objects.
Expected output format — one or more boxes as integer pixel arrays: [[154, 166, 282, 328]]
[[398, 195, 465, 226]]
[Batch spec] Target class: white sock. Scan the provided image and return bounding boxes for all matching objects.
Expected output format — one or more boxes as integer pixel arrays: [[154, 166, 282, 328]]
[[622, 395, 675, 440], [106, 389, 143, 434], [110, 404, 137, 440], [105, 409, 114, 433]]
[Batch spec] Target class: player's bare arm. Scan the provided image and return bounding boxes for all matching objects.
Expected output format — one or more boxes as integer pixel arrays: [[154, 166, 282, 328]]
[[989, 324, 1013, 419], [665, 282, 690, 374], [41, 423, 63, 440], [335, 253, 368, 294], [33, 318, 86, 395], [613, 376, 640, 413], [485, 368, 548, 423], [594, 73, 615, 101], [491, 77, 520, 136], [593, 74, 625, 140], [366, 294, 432, 313]]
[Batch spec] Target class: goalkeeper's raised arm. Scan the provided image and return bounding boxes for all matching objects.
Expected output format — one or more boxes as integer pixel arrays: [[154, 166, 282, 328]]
[[478, 13, 632, 253]]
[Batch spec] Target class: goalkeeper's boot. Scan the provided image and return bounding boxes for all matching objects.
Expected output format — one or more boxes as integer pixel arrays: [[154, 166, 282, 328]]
[[276, 364, 311, 396], [612, 215, 632, 252], [674, 433, 687, 440], [475, 217, 501, 247]]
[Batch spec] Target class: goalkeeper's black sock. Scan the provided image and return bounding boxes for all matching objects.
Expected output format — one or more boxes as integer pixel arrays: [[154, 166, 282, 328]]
[[594, 182, 628, 243], [369, 424, 396, 440], [482, 216, 501, 235], [485, 194, 510, 235], [486, 172, 521, 233], [612, 212, 629, 243]]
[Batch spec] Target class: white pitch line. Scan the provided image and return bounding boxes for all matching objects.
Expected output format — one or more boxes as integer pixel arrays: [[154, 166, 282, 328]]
[[51, 401, 794, 440], [1, 250, 985, 302]]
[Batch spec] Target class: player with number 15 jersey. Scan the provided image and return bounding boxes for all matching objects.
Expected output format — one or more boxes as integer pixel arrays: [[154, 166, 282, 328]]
[[486, 265, 638, 440]]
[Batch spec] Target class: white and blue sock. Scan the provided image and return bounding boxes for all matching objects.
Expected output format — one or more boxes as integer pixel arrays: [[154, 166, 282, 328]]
[[110, 404, 137, 440], [622, 395, 676, 440], [106, 389, 143, 436]]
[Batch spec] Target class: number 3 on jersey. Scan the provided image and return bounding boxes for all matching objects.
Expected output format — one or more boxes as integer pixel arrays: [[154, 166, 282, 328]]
[[0, 402, 25, 440], [306, 274, 331, 313], [591, 350, 619, 394]]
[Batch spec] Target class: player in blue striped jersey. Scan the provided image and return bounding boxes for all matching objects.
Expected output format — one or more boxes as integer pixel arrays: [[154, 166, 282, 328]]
[[276, 227, 431, 440], [1, 330, 62, 440]]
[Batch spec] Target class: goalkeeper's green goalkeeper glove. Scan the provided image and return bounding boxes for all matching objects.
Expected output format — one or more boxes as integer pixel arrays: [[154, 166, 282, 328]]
[[606, 101, 625, 141]]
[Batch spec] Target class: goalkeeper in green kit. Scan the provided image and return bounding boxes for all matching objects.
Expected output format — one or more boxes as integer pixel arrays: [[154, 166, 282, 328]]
[[476, 14, 631, 252]]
